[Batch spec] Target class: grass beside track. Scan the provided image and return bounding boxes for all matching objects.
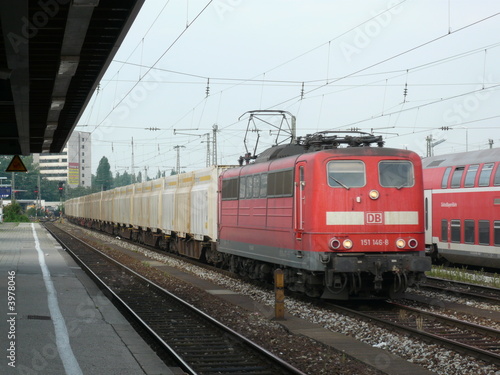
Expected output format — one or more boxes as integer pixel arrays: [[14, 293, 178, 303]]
[[427, 265, 500, 288]]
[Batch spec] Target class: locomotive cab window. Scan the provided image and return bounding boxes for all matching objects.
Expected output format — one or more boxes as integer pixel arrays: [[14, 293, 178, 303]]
[[327, 160, 365, 188], [379, 161, 414, 188]]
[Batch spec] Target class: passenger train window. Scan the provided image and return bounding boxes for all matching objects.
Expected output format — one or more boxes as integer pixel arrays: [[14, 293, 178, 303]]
[[494, 221, 500, 246], [450, 167, 464, 188], [494, 165, 500, 186], [464, 165, 479, 187], [441, 167, 452, 188], [441, 220, 448, 241], [464, 220, 475, 244], [478, 163, 494, 186], [379, 161, 414, 188], [451, 220, 461, 243], [479, 220, 490, 245], [327, 161, 365, 188]]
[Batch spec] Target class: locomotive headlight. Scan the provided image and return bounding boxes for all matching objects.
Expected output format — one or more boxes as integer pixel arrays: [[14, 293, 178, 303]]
[[369, 190, 380, 200], [329, 238, 341, 250], [343, 239, 353, 249], [396, 239, 406, 249], [408, 239, 418, 249]]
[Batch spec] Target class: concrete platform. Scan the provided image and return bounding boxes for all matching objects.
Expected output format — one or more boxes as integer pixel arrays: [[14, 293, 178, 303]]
[[0, 222, 178, 375]]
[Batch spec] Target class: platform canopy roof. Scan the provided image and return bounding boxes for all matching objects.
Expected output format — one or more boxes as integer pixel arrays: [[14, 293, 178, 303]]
[[0, 0, 144, 156]]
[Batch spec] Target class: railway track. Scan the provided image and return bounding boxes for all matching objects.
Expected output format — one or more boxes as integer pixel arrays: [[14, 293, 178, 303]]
[[44, 222, 305, 375], [328, 300, 500, 366], [419, 276, 500, 304]]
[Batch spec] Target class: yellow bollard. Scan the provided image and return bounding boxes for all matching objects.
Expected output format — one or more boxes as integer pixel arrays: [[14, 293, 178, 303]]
[[274, 269, 285, 320]]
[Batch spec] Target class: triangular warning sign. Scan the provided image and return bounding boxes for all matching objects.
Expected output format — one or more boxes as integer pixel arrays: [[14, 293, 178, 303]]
[[6, 155, 28, 172]]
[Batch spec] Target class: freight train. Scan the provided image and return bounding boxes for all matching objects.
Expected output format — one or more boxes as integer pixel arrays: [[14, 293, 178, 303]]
[[65, 132, 431, 299], [423, 148, 500, 269]]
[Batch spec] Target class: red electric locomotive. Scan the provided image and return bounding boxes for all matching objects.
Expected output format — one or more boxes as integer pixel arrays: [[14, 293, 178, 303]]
[[217, 132, 431, 299], [423, 148, 500, 268]]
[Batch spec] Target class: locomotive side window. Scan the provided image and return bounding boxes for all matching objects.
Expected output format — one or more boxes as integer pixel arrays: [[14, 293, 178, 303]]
[[327, 160, 365, 188], [451, 219, 461, 242], [441, 220, 448, 241], [260, 174, 268, 197], [478, 163, 494, 186], [494, 221, 500, 246], [479, 220, 490, 245], [464, 220, 475, 244], [222, 178, 239, 200], [441, 167, 452, 188], [450, 167, 464, 188], [252, 175, 261, 198], [267, 169, 294, 197], [379, 161, 414, 188], [464, 164, 479, 187], [246, 175, 253, 199], [239, 176, 246, 199]]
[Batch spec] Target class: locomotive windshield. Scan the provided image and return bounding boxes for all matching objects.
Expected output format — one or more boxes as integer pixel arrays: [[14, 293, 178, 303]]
[[379, 160, 414, 188], [327, 161, 365, 188]]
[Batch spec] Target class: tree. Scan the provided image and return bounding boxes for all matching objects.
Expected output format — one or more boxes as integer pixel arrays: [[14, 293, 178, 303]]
[[114, 171, 133, 187], [3, 203, 29, 222], [95, 157, 113, 191]]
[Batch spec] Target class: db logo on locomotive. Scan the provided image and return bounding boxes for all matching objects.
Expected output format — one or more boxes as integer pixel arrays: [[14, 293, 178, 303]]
[[366, 212, 383, 224]]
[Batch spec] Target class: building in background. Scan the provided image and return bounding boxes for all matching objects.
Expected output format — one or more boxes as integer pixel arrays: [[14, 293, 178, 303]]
[[33, 131, 92, 188]]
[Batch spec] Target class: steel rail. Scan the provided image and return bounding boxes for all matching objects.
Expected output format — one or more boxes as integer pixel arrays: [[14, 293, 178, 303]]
[[326, 300, 500, 367], [44, 223, 306, 375]]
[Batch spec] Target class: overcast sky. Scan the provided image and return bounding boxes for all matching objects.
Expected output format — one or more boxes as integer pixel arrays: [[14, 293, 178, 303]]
[[75, 0, 500, 177]]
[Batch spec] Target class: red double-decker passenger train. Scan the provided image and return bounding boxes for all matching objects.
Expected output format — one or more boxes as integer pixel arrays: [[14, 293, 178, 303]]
[[65, 132, 431, 300], [423, 148, 500, 269]]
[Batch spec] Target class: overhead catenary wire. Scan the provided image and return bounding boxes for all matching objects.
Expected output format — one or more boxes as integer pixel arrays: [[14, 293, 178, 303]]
[[83, 3, 500, 173], [88, 0, 214, 137]]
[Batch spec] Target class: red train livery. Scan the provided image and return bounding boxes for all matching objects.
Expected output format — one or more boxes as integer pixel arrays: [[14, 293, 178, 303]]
[[217, 133, 430, 299], [65, 132, 431, 300], [423, 148, 500, 268]]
